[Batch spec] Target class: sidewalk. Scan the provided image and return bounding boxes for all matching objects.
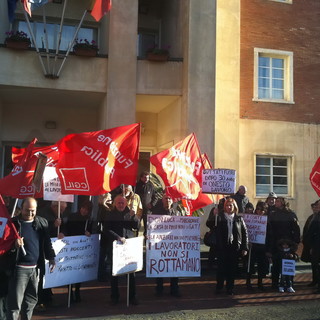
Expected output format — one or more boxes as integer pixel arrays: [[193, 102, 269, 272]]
[[32, 249, 316, 320]]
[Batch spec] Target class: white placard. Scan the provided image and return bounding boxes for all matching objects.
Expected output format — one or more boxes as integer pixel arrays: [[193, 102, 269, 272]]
[[43, 234, 99, 289], [202, 169, 236, 194], [112, 236, 144, 276], [0, 217, 8, 238], [243, 214, 268, 244], [282, 259, 295, 276], [43, 167, 74, 202], [146, 215, 201, 278]]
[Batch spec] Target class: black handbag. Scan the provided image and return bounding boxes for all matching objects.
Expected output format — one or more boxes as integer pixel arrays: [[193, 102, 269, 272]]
[[203, 230, 217, 247]]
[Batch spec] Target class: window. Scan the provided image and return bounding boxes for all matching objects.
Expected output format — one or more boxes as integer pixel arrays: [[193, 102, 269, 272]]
[[253, 48, 294, 104], [255, 155, 292, 197], [137, 29, 159, 58], [16, 20, 97, 51]]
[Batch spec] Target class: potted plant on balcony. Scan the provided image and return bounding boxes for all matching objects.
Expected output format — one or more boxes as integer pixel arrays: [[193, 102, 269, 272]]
[[73, 39, 98, 57], [5, 31, 31, 50], [146, 44, 170, 62]]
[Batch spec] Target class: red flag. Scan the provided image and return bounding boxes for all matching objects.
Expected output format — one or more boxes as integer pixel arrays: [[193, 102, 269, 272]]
[[310, 157, 320, 196], [0, 195, 19, 255], [12, 144, 59, 167], [182, 153, 215, 215], [55, 123, 140, 195], [150, 133, 203, 200], [0, 138, 41, 198], [90, 0, 112, 21]]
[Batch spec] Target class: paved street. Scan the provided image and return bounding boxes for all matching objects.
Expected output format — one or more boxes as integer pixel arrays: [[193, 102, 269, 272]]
[[32, 263, 320, 320]]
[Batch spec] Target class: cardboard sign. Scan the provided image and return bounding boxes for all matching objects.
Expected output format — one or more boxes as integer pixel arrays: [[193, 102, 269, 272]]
[[202, 169, 236, 194], [146, 215, 201, 278], [282, 259, 295, 276], [43, 234, 99, 289], [243, 214, 268, 244], [112, 236, 144, 276]]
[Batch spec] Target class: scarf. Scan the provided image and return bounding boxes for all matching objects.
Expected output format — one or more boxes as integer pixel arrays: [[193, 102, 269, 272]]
[[224, 212, 235, 244]]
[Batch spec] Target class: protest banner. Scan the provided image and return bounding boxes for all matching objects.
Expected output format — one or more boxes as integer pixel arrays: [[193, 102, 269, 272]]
[[243, 214, 268, 244], [43, 234, 99, 289], [112, 236, 144, 276], [202, 169, 236, 194], [43, 167, 74, 202], [146, 215, 201, 278], [282, 259, 295, 276]]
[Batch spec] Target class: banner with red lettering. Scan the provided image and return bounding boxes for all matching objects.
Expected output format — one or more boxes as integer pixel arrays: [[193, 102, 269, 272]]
[[0, 138, 42, 198], [55, 123, 140, 195], [150, 133, 203, 200], [310, 157, 320, 197], [0, 195, 19, 255]]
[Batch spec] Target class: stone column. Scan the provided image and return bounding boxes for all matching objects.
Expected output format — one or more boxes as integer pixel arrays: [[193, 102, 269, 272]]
[[100, 0, 138, 129], [181, 0, 216, 162]]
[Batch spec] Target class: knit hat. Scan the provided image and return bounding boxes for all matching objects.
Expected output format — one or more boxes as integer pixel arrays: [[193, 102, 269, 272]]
[[268, 192, 277, 198]]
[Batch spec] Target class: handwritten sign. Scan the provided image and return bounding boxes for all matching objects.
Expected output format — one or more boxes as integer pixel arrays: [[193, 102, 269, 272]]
[[112, 236, 144, 276], [43, 234, 99, 289], [146, 215, 201, 278], [43, 167, 74, 202], [282, 259, 295, 276], [202, 169, 236, 194], [243, 214, 268, 244]]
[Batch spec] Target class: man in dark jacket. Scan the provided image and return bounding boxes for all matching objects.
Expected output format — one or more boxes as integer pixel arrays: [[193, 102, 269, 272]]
[[102, 195, 140, 305], [135, 171, 157, 237], [231, 185, 249, 213], [6, 197, 55, 320]]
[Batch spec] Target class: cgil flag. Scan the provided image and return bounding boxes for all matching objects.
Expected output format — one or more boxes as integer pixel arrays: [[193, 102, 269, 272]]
[[0, 138, 41, 199], [310, 157, 320, 197], [0, 195, 19, 255], [150, 133, 203, 201], [55, 123, 140, 195], [90, 0, 112, 22]]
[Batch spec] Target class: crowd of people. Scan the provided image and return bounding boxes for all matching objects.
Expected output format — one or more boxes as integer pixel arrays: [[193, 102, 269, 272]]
[[1, 176, 320, 319]]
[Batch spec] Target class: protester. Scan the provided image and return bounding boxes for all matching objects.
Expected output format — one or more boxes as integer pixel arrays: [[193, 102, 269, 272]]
[[275, 239, 298, 293], [6, 197, 55, 320], [35, 201, 69, 311], [135, 171, 157, 237], [232, 185, 249, 213], [246, 201, 271, 291], [244, 202, 254, 214], [267, 197, 300, 290], [266, 192, 277, 216], [214, 196, 248, 295], [102, 195, 140, 305], [301, 201, 319, 287], [60, 200, 93, 303], [97, 193, 113, 282], [305, 200, 320, 294], [152, 194, 181, 297]]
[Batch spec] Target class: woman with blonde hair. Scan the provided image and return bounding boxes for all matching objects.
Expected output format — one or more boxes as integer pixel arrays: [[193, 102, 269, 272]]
[[214, 196, 248, 295]]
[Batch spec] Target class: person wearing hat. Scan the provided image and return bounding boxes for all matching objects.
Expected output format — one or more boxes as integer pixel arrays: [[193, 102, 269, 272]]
[[266, 192, 277, 216]]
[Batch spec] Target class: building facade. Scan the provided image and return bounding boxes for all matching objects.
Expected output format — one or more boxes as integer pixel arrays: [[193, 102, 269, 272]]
[[0, 0, 319, 226]]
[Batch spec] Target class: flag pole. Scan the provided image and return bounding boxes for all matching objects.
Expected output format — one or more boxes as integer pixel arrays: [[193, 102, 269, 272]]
[[42, 6, 51, 75], [20, 2, 48, 76], [52, 0, 68, 76], [57, 201, 61, 237], [11, 198, 19, 218], [56, 9, 88, 77]]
